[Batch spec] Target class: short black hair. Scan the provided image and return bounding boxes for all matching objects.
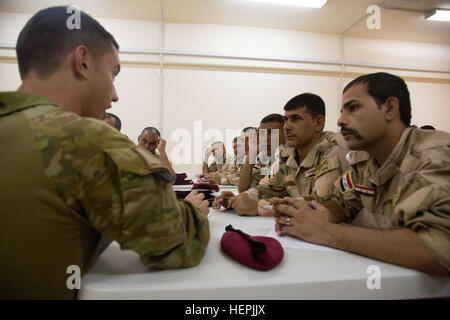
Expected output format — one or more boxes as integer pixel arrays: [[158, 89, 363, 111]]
[[105, 113, 121, 131], [343, 72, 411, 126], [242, 127, 254, 133], [283, 93, 325, 119], [16, 6, 119, 79], [420, 125, 436, 130], [142, 127, 161, 137], [260, 113, 285, 125]]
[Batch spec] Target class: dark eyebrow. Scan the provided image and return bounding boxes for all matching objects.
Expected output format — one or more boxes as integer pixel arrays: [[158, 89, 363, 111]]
[[286, 114, 302, 120], [342, 99, 358, 112]]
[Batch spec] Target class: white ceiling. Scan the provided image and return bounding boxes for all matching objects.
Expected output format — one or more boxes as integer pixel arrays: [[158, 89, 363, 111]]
[[1, 0, 449, 44]]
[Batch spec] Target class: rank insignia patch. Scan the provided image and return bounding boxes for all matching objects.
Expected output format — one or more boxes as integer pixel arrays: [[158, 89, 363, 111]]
[[315, 159, 331, 178]]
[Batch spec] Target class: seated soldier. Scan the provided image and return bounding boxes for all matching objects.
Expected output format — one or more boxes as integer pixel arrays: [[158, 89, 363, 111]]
[[238, 113, 287, 193], [204, 128, 257, 186], [138, 127, 176, 179], [102, 112, 122, 131], [216, 137, 243, 186], [216, 94, 350, 216], [199, 141, 234, 184], [273, 72, 449, 276], [0, 6, 209, 299]]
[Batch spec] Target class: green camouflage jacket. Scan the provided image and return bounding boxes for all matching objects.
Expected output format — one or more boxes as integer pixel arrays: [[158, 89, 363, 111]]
[[0, 92, 209, 299]]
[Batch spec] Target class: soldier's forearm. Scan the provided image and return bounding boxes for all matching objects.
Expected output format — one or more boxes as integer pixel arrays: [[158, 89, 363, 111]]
[[324, 224, 449, 276], [238, 163, 253, 193], [322, 200, 348, 223], [142, 200, 209, 269]]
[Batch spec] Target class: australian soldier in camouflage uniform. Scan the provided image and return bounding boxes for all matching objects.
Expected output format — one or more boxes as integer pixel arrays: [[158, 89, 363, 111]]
[[273, 73, 449, 276], [0, 7, 209, 299]]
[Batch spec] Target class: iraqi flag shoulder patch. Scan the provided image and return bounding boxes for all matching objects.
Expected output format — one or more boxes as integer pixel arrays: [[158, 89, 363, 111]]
[[339, 172, 355, 193]]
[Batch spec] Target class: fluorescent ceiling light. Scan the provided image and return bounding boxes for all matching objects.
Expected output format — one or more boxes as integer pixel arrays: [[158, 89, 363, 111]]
[[246, 0, 327, 8], [426, 9, 450, 22]]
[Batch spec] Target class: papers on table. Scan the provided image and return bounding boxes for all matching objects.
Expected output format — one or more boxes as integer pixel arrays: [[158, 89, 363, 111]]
[[266, 226, 342, 253]]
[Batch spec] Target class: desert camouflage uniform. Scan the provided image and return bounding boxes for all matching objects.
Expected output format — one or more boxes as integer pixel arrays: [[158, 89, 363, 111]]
[[219, 156, 242, 186], [0, 92, 210, 299], [326, 126, 450, 272], [207, 154, 234, 176], [245, 131, 350, 214]]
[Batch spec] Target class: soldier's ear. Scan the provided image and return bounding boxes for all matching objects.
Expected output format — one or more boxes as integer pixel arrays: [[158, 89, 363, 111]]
[[314, 115, 325, 133], [384, 97, 399, 122], [72, 45, 91, 80]]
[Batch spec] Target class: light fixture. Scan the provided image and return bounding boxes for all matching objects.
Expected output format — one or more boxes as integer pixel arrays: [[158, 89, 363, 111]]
[[425, 9, 450, 22], [246, 0, 327, 8]]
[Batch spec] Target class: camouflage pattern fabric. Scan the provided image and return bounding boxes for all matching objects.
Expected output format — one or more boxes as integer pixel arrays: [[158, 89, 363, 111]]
[[326, 126, 450, 272], [245, 131, 350, 214], [0, 92, 209, 299]]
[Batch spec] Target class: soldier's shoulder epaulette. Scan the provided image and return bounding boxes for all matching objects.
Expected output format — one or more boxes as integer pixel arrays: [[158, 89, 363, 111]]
[[323, 131, 347, 147], [279, 146, 295, 159], [411, 128, 450, 153], [345, 151, 370, 166]]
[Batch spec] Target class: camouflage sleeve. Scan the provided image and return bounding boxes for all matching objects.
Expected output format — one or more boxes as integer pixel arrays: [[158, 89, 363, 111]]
[[33, 112, 209, 269], [393, 146, 450, 272], [220, 171, 241, 186], [219, 163, 240, 185], [311, 156, 348, 201], [208, 162, 218, 173], [252, 163, 288, 200]]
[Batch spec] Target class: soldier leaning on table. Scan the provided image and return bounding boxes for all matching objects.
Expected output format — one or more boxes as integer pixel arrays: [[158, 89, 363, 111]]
[[213, 137, 244, 186], [237, 113, 287, 192], [0, 6, 210, 299], [199, 141, 235, 183], [216, 93, 350, 216], [273, 72, 450, 276]]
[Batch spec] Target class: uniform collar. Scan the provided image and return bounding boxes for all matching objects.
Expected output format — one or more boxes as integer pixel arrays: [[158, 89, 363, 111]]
[[286, 132, 331, 170], [0, 91, 59, 117], [369, 126, 416, 186]]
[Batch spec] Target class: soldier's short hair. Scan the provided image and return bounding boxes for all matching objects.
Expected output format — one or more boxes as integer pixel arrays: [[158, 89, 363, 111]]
[[105, 113, 122, 131], [141, 127, 161, 137], [16, 6, 119, 79], [343, 72, 411, 127], [260, 113, 285, 125], [283, 93, 325, 119], [242, 127, 254, 133]]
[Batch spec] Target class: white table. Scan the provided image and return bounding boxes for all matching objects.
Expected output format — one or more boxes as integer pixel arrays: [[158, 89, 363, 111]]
[[79, 187, 450, 300]]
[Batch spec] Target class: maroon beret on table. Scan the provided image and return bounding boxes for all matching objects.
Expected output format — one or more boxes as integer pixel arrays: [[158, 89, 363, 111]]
[[221, 225, 284, 271], [192, 183, 219, 192]]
